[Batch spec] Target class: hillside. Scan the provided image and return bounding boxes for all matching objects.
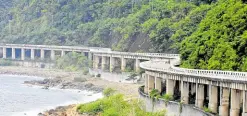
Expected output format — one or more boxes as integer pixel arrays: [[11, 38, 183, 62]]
[[0, 0, 211, 52], [2, 0, 247, 71]]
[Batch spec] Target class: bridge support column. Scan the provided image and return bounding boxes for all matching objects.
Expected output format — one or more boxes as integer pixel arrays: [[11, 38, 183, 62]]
[[144, 74, 149, 93], [135, 59, 140, 73], [12, 48, 15, 59], [121, 57, 126, 72], [31, 49, 35, 60], [88, 52, 92, 61], [148, 75, 154, 93], [155, 77, 162, 93], [88, 52, 93, 67], [242, 90, 247, 116], [61, 50, 65, 57], [102, 56, 107, 70], [110, 56, 115, 72], [230, 89, 240, 116], [50, 50, 55, 60], [2, 47, 6, 59], [93, 55, 99, 69], [21, 48, 25, 60], [41, 49, 44, 60], [196, 84, 204, 109], [181, 81, 189, 104], [166, 78, 174, 96], [219, 87, 229, 116], [209, 85, 218, 113]]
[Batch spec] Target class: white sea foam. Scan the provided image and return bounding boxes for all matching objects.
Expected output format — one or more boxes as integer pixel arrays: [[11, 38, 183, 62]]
[[11, 93, 103, 116]]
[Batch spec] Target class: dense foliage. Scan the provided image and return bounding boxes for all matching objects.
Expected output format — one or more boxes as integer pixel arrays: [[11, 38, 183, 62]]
[[0, 0, 212, 52], [2, 0, 247, 71], [180, 0, 247, 71], [56, 52, 88, 71], [77, 94, 166, 116]]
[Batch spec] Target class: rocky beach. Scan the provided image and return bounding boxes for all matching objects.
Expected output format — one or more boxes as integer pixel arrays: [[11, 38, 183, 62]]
[[24, 78, 103, 93]]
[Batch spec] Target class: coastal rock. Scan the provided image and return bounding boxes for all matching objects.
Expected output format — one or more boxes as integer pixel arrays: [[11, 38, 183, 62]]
[[24, 78, 103, 93]]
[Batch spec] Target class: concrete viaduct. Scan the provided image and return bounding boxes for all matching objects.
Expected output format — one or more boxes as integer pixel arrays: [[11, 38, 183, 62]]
[[0, 44, 246, 116]]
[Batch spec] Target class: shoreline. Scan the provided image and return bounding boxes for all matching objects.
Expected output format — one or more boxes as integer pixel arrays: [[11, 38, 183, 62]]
[[0, 66, 141, 116]]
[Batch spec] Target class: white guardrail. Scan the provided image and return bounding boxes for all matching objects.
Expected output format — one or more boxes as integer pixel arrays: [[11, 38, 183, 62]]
[[140, 59, 247, 81]]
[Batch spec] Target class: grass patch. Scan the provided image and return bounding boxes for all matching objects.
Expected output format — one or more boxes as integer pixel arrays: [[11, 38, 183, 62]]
[[77, 88, 166, 116]]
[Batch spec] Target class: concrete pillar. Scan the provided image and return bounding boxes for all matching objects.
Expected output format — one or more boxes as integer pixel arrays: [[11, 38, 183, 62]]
[[110, 56, 115, 72], [155, 77, 162, 93], [31, 49, 35, 60], [50, 50, 55, 60], [21, 48, 25, 60], [181, 81, 189, 104], [61, 50, 65, 57], [209, 85, 218, 113], [88, 52, 93, 68], [166, 78, 174, 96], [219, 87, 229, 116], [93, 55, 99, 69], [243, 90, 247, 116], [121, 57, 126, 72], [102, 56, 107, 70], [40, 49, 44, 60], [230, 89, 240, 116], [2, 47, 6, 59], [135, 59, 140, 73], [148, 75, 155, 93], [144, 74, 149, 93], [196, 84, 204, 109], [88, 52, 92, 61], [12, 48, 15, 59]]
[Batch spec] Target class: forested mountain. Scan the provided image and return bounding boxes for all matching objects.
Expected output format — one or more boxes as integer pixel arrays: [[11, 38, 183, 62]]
[[0, 0, 213, 52], [1, 0, 247, 71]]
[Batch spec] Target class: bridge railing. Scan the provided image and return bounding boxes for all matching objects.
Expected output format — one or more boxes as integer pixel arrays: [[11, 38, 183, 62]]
[[170, 58, 247, 79], [140, 60, 247, 81], [91, 50, 180, 58], [0, 44, 112, 51]]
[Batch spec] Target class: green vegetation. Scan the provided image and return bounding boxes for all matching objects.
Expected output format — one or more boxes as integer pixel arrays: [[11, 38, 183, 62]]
[[1, 0, 247, 71], [77, 89, 166, 116], [103, 88, 116, 97], [55, 52, 88, 72], [0, 59, 13, 66], [150, 89, 161, 99], [161, 94, 174, 102], [203, 106, 212, 113], [0, 0, 213, 52], [181, 0, 247, 71]]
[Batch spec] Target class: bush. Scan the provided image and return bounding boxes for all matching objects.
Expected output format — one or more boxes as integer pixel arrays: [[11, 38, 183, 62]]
[[77, 94, 166, 116], [124, 67, 133, 72], [149, 89, 161, 99], [82, 67, 89, 75], [0, 59, 12, 66], [203, 107, 212, 113], [56, 52, 88, 71], [103, 88, 116, 97], [162, 94, 173, 101]]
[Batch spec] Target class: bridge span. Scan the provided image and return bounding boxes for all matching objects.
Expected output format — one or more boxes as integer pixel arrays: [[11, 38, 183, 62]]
[[0, 44, 246, 116]]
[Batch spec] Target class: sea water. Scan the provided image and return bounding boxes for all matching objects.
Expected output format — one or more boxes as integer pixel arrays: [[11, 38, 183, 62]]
[[0, 75, 103, 116]]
